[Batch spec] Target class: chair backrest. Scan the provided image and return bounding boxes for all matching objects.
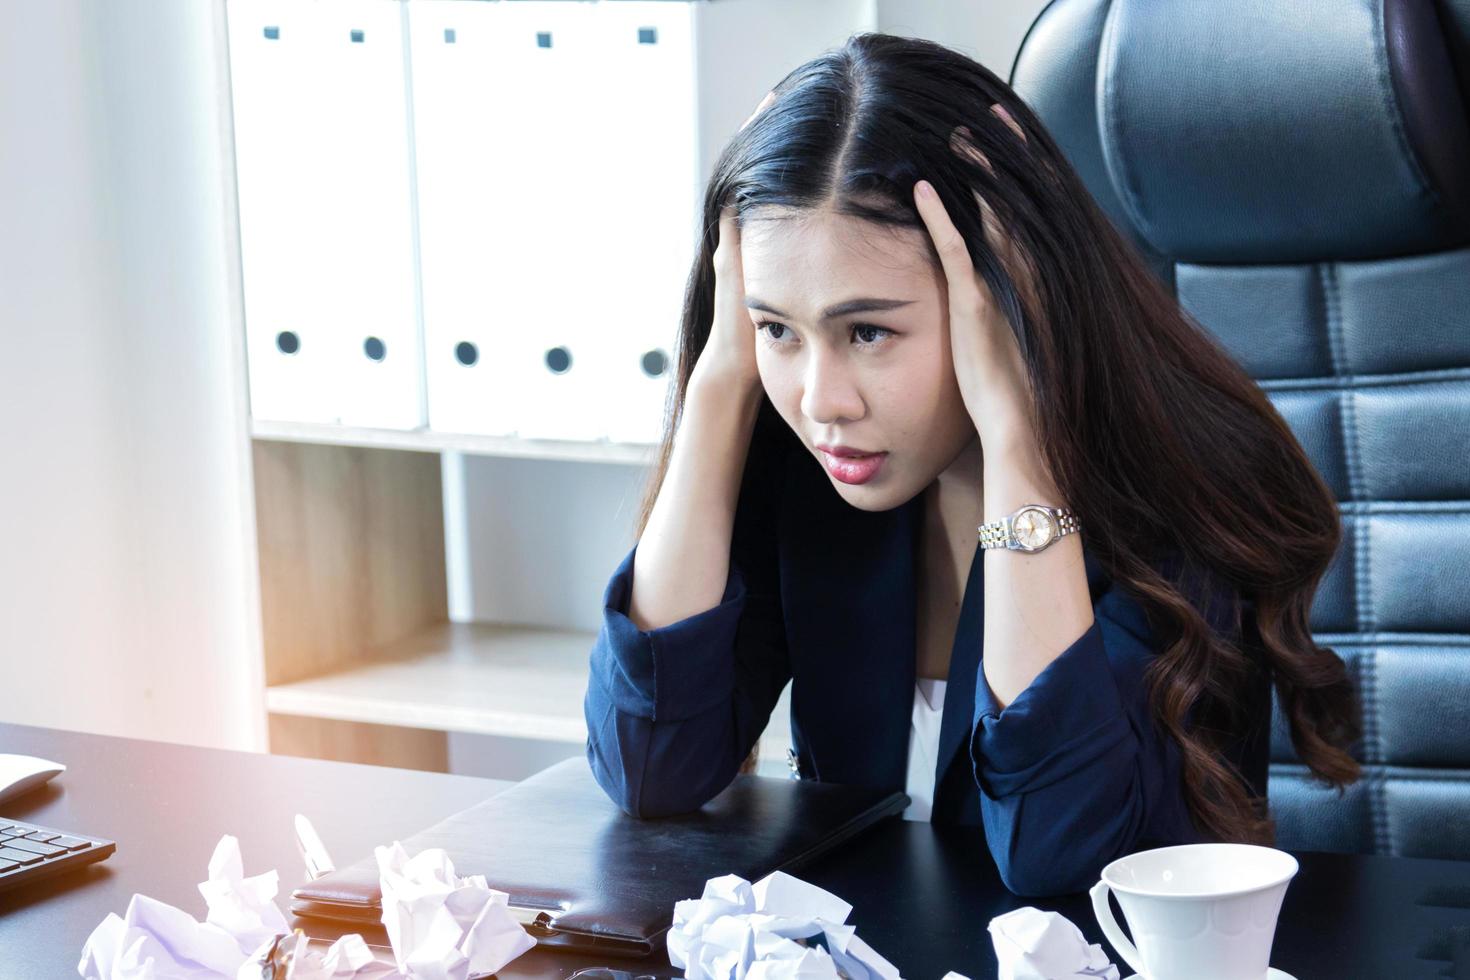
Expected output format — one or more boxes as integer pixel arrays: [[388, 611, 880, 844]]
[[1010, 0, 1470, 859]]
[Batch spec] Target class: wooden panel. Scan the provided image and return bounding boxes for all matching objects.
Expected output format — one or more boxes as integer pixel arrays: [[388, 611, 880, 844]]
[[265, 622, 592, 741], [268, 713, 448, 772], [252, 440, 447, 686]]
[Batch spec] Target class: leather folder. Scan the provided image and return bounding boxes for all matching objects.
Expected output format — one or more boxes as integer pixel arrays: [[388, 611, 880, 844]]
[[290, 756, 908, 957]]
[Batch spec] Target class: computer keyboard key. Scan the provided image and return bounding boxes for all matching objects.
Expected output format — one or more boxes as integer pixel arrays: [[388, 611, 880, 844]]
[[49, 835, 92, 851], [0, 847, 44, 865], [0, 820, 115, 893]]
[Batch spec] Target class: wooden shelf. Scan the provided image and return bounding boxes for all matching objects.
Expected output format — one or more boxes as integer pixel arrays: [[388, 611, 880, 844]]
[[250, 437, 793, 774], [265, 621, 794, 763], [251, 419, 659, 465]]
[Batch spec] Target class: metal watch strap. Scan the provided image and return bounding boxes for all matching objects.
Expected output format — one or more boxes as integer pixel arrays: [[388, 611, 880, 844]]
[[977, 503, 1080, 551]]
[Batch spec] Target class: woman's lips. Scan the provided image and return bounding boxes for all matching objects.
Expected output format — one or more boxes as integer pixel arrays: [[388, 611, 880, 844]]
[[820, 449, 887, 485]]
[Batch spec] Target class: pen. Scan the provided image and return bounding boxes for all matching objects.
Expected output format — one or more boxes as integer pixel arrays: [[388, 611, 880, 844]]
[[294, 813, 335, 881]]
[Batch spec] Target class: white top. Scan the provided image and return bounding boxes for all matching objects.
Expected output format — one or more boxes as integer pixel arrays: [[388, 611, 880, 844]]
[[902, 677, 948, 822]]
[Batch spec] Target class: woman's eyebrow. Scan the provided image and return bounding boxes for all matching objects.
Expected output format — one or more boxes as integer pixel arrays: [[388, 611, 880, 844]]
[[743, 296, 915, 321]]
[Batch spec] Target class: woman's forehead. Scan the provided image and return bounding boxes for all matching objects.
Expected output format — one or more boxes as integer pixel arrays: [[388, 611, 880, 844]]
[[740, 209, 936, 293]]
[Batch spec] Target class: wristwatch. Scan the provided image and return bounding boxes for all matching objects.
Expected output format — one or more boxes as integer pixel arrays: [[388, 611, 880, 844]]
[[977, 503, 1080, 553]]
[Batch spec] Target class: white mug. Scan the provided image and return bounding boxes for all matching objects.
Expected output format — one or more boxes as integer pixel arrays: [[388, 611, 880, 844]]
[[1089, 842, 1298, 980]]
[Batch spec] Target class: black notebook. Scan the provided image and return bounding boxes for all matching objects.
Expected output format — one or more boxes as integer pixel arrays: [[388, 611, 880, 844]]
[[290, 757, 908, 957]]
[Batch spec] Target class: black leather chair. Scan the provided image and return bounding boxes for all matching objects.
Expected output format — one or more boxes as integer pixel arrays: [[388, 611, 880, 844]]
[[1010, 0, 1470, 859]]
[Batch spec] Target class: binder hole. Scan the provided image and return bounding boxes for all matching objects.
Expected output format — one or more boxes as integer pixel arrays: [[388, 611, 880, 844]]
[[444, 28, 456, 44], [455, 341, 478, 366], [263, 25, 280, 40], [350, 28, 364, 43], [363, 336, 386, 361], [640, 349, 668, 378], [637, 27, 657, 44], [544, 346, 572, 374], [536, 31, 552, 48], [276, 330, 300, 355]]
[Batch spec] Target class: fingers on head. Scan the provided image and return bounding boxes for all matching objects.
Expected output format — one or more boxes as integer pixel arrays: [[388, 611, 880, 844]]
[[949, 104, 1028, 176], [990, 103, 1027, 142], [949, 125, 993, 177], [715, 207, 741, 265]]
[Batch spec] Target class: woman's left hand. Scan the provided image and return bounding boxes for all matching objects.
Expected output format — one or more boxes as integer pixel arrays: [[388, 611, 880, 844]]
[[913, 104, 1039, 450]]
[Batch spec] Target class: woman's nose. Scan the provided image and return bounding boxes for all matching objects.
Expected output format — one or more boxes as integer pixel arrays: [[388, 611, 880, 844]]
[[799, 350, 865, 425]]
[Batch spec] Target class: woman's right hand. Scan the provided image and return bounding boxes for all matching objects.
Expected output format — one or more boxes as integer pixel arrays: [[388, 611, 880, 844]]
[[692, 206, 761, 394]]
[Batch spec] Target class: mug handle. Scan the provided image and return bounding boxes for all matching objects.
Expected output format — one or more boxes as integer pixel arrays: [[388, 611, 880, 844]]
[[1089, 880, 1146, 977]]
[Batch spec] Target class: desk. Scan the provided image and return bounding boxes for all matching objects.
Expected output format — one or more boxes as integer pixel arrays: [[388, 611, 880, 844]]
[[1, 722, 1466, 978]]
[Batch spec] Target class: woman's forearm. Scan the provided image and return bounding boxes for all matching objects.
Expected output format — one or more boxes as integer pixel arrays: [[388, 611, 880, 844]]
[[980, 427, 1095, 709], [627, 373, 764, 631]]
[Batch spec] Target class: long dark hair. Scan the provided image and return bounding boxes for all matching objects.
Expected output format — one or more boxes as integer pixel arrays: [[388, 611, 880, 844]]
[[631, 32, 1361, 844]]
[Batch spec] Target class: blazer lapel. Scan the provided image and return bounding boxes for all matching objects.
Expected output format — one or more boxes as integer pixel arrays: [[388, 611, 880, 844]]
[[931, 536, 986, 810]]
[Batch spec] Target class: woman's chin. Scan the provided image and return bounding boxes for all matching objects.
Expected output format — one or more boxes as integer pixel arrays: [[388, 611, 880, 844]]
[[829, 474, 914, 513]]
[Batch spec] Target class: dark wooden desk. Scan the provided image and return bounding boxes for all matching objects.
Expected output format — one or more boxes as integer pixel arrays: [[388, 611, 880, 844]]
[[2, 722, 1467, 978]]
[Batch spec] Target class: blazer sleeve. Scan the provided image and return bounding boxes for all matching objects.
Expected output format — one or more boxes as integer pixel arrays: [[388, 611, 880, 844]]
[[967, 577, 1262, 896], [584, 449, 791, 819]]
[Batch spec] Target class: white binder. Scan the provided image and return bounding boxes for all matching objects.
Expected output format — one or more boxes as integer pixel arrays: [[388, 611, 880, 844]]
[[414, 1, 607, 441], [584, 2, 696, 447], [413, 0, 516, 437], [229, 0, 424, 429], [491, 2, 606, 443]]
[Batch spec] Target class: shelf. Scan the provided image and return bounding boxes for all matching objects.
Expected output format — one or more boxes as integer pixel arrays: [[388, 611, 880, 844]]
[[251, 419, 659, 465], [265, 621, 795, 763]]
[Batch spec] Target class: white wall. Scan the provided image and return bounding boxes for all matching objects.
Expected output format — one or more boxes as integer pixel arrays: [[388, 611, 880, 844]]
[[0, 1, 263, 751], [875, 0, 1051, 76]]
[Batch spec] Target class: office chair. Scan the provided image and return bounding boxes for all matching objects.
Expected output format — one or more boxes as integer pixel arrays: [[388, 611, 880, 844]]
[[1010, 0, 1470, 859]]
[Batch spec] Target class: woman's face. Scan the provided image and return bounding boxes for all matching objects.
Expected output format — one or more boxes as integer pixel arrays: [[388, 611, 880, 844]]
[[741, 206, 979, 511]]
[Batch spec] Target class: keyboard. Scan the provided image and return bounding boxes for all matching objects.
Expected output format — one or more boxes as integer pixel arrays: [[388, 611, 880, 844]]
[[0, 819, 115, 892]]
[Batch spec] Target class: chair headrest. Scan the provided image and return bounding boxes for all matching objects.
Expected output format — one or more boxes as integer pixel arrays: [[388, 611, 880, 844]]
[[1013, 0, 1470, 263]]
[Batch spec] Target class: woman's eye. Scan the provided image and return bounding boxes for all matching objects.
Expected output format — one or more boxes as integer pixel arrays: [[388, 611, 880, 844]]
[[754, 321, 893, 347], [852, 323, 893, 345], [755, 320, 789, 343]]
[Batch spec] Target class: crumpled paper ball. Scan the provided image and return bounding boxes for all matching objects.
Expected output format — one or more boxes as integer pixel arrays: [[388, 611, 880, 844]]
[[987, 907, 1119, 980], [374, 840, 537, 980], [76, 833, 537, 980], [667, 871, 901, 980], [199, 833, 290, 956], [77, 834, 296, 979], [269, 930, 396, 979]]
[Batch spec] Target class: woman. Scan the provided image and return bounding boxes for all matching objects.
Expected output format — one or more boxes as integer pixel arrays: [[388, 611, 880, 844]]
[[583, 32, 1362, 897]]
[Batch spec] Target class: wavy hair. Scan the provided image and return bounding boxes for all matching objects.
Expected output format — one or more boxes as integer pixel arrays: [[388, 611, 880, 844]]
[[631, 32, 1362, 844]]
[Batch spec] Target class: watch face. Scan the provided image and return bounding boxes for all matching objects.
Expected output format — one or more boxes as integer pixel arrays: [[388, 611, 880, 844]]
[[1013, 508, 1056, 550]]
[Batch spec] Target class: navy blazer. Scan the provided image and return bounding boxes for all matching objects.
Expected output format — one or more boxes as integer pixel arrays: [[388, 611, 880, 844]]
[[584, 444, 1272, 896]]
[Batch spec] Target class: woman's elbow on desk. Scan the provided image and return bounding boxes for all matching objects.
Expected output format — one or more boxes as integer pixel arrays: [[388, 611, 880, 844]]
[[968, 703, 1160, 896], [976, 778, 1152, 897], [584, 695, 745, 819]]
